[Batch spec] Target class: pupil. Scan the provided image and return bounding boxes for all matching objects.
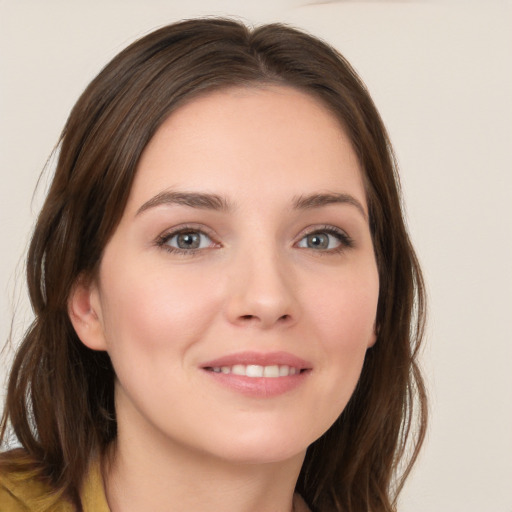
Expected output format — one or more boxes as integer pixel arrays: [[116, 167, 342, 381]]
[[178, 232, 200, 249], [308, 234, 328, 249]]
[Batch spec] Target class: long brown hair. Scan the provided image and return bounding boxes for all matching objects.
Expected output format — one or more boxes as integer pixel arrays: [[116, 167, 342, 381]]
[[1, 18, 427, 512]]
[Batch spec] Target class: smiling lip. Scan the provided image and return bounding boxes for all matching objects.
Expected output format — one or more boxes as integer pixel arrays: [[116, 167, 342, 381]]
[[200, 351, 312, 398]]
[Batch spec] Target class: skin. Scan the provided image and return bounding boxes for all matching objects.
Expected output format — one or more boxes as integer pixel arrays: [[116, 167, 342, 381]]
[[69, 85, 379, 512]]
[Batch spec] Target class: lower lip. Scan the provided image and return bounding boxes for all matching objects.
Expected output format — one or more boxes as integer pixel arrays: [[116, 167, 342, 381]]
[[202, 369, 310, 398]]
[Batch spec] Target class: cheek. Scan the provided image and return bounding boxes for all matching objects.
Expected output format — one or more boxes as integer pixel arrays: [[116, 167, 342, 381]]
[[306, 267, 378, 402], [312, 267, 379, 347], [98, 260, 223, 364]]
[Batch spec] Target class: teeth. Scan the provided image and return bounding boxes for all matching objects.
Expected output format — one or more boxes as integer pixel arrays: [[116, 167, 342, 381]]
[[279, 365, 290, 377], [232, 364, 246, 376], [263, 365, 279, 378], [246, 365, 263, 377], [209, 364, 300, 378]]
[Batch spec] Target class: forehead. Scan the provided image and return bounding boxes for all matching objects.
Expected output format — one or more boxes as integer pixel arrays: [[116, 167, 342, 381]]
[[128, 85, 365, 211]]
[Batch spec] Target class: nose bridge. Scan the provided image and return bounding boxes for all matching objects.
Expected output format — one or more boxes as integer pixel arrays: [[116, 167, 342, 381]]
[[225, 241, 298, 328]]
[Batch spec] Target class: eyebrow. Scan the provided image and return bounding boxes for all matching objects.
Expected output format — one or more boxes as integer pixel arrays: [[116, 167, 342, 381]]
[[136, 189, 367, 220], [292, 192, 368, 220], [136, 190, 232, 216]]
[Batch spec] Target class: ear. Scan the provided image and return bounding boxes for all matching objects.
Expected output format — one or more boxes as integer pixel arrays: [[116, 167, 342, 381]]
[[367, 321, 379, 349], [68, 275, 108, 351]]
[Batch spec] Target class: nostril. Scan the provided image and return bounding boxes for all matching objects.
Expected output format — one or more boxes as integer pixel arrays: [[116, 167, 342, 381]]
[[236, 313, 293, 325]]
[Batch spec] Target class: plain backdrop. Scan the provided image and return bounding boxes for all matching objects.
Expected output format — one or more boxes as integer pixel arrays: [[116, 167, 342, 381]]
[[1, 1, 511, 511]]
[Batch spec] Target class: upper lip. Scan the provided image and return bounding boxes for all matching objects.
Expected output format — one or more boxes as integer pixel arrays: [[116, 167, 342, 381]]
[[200, 351, 312, 370]]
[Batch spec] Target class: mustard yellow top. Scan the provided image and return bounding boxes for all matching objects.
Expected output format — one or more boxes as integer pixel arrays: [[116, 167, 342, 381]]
[[0, 458, 109, 512], [0, 459, 311, 512]]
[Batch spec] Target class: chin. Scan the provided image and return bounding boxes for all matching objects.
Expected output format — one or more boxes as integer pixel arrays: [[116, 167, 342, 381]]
[[214, 441, 307, 466], [192, 422, 318, 466]]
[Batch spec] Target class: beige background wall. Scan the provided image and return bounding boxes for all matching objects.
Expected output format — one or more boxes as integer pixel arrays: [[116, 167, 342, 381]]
[[1, 1, 511, 510]]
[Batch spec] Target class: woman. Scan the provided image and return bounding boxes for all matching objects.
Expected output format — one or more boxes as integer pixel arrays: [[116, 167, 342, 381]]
[[0, 18, 427, 512]]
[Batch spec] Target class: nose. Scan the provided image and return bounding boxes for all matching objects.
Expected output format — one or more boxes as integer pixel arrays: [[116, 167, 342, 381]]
[[224, 248, 299, 329]]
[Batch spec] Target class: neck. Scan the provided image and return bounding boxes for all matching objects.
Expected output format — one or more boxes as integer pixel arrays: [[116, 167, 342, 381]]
[[103, 397, 305, 512]]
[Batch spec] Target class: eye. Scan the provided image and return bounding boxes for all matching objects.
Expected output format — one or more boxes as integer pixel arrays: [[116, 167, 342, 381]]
[[157, 228, 217, 254], [296, 227, 353, 252]]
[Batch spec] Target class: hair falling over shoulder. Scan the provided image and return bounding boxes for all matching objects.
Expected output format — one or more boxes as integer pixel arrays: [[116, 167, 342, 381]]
[[1, 18, 427, 512]]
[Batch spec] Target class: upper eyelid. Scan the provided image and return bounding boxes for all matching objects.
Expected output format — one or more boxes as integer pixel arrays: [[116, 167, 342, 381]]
[[155, 224, 221, 248], [158, 223, 217, 238], [295, 224, 350, 239]]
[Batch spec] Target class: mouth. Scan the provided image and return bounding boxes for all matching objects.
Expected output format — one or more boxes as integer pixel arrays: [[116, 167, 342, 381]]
[[204, 364, 306, 378], [200, 351, 312, 397]]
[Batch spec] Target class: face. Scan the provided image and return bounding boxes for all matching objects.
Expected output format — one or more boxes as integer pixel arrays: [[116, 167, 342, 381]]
[[72, 85, 379, 465]]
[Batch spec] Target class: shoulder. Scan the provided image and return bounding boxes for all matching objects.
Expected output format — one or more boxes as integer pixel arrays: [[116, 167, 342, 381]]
[[0, 450, 109, 512], [0, 470, 40, 511], [0, 462, 71, 512]]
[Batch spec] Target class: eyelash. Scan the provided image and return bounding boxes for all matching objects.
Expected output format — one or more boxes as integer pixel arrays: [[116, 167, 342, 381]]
[[155, 225, 354, 256], [296, 225, 354, 254], [155, 225, 219, 256]]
